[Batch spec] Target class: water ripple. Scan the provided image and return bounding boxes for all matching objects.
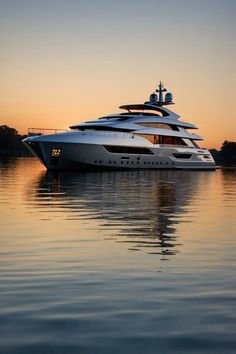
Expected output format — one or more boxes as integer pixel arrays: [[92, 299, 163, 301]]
[[0, 158, 236, 354]]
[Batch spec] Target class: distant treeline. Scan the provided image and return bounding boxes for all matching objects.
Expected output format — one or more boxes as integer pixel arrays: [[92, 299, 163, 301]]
[[0, 125, 32, 156], [210, 141, 236, 165], [0, 125, 235, 164]]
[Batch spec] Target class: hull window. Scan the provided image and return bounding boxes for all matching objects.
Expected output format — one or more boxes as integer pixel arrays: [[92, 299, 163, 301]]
[[104, 145, 153, 155], [173, 153, 192, 159]]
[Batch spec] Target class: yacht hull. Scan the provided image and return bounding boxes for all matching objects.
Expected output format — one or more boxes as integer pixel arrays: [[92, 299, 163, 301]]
[[23, 139, 215, 171]]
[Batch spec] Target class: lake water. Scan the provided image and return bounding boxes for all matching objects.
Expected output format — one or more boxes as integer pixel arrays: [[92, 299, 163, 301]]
[[0, 158, 236, 354]]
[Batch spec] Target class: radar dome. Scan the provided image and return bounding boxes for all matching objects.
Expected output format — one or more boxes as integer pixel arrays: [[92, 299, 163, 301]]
[[165, 92, 173, 103], [149, 93, 158, 103]]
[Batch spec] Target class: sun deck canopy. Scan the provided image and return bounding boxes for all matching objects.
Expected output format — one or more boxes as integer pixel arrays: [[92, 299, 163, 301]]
[[119, 104, 169, 116]]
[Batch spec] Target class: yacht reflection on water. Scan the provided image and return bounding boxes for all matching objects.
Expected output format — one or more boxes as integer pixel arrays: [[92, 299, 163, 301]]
[[30, 170, 203, 258]]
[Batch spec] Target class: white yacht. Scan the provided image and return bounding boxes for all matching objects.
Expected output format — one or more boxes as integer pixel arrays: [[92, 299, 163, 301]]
[[23, 82, 215, 170]]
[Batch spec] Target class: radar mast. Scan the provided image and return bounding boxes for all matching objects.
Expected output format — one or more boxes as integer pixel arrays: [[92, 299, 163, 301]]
[[156, 81, 167, 103], [145, 81, 174, 106]]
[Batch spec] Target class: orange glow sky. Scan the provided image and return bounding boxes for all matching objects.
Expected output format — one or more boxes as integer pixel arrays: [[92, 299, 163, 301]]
[[0, 0, 235, 149]]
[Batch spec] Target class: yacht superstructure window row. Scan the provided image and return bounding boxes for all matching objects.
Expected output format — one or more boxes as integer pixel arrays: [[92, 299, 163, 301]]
[[136, 134, 187, 146], [136, 122, 173, 130]]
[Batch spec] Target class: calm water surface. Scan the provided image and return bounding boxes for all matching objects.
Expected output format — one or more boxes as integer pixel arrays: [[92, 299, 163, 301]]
[[0, 158, 236, 354]]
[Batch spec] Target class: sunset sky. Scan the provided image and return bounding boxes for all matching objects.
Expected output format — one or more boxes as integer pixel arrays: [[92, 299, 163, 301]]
[[0, 0, 235, 149]]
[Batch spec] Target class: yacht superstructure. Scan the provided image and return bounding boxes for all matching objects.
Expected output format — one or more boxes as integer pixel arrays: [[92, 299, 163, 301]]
[[23, 82, 215, 170]]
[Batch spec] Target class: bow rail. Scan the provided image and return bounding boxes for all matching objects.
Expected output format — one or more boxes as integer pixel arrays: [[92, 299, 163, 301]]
[[28, 128, 69, 137]]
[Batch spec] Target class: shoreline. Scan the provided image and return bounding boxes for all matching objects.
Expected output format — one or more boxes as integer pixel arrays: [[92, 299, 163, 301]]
[[0, 149, 33, 157]]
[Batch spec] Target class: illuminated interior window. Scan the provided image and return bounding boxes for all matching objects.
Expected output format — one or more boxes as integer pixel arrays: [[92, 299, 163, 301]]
[[135, 134, 158, 144], [137, 122, 172, 129], [135, 134, 187, 145], [160, 136, 187, 145]]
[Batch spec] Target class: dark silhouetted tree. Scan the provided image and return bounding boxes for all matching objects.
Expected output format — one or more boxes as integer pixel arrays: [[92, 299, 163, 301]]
[[0, 125, 18, 148], [221, 141, 236, 164]]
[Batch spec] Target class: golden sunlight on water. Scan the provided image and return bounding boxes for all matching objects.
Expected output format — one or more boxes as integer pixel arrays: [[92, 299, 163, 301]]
[[0, 158, 236, 354]]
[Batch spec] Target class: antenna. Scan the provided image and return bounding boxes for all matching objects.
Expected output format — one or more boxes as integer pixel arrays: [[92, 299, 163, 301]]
[[156, 81, 167, 103]]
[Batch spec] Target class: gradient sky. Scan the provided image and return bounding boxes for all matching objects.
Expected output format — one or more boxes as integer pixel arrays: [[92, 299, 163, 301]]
[[0, 0, 235, 148]]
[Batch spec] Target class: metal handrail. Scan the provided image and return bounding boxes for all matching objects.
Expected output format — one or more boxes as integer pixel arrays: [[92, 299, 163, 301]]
[[28, 128, 69, 136]]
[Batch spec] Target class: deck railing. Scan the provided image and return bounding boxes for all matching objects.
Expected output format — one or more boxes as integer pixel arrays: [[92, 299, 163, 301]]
[[28, 128, 69, 136]]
